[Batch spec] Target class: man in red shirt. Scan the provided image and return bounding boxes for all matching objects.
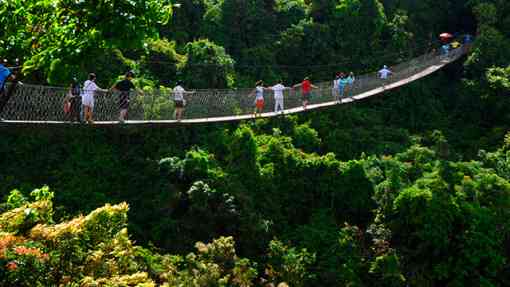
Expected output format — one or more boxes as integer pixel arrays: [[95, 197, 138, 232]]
[[293, 77, 318, 109]]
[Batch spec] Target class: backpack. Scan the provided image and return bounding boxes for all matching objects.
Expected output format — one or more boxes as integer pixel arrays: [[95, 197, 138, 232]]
[[71, 83, 81, 96]]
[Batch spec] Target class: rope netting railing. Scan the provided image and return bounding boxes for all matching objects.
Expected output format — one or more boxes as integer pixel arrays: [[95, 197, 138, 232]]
[[0, 48, 466, 123]]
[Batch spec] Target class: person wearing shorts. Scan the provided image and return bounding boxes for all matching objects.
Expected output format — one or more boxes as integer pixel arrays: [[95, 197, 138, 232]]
[[111, 71, 137, 123], [252, 80, 266, 117], [81, 73, 106, 123], [173, 81, 188, 121], [293, 77, 318, 109]]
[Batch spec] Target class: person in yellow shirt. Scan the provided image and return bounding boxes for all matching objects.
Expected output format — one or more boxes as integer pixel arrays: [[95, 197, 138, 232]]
[[450, 41, 461, 49]]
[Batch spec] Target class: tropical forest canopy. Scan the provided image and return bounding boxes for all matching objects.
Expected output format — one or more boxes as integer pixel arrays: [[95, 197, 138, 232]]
[[1, 0, 510, 286]]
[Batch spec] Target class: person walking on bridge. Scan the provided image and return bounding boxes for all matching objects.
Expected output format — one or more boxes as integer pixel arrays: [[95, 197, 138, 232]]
[[332, 74, 340, 100], [337, 73, 348, 101], [346, 72, 355, 97], [270, 80, 290, 113], [293, 77, 318, 110], [378, 65, 392, 88], [0, 61, 19, 120], [251, 80, 267, 117], [81, 73, 107, 123], [173, 81, 192, 121], [111, 71, 140, 123]]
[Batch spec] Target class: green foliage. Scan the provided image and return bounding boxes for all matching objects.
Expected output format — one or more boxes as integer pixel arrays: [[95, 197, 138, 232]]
[[0, 0, 173, 85], [0, 192, 260, 286], [336, 224, 365, 286], [473, 2, 498, 26], [160, 236, 258, 286], [3, 0, 510, 285], [140, 39, 186, 86], [228, 125, 259, 179], [292, 122, 321, 153], [368, 251, 406, 287], [6, 190, 27, 210], [266, 239, 316, 287], [486, 65, 510, 91], [182, 39, 236, 88]]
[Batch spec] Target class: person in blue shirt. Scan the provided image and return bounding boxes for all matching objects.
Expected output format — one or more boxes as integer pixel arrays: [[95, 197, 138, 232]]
[[336, 73, 347, 101], [346, 72, 355, 97], [0, 62, 18, 119], [441, 44, 450, 59], [0, 64, 12, 90]]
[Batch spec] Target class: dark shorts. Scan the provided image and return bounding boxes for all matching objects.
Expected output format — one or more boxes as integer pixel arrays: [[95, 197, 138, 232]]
[[175, 100, 184, 108], [119, 93, 129, 110], [302, 92, 311, 101]]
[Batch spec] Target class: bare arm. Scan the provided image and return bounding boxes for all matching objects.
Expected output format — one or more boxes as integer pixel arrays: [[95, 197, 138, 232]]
[[98, 86, 109, 93]]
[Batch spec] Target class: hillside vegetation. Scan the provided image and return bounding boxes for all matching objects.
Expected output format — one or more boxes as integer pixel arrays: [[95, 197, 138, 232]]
[[1, 0, 510, 286]]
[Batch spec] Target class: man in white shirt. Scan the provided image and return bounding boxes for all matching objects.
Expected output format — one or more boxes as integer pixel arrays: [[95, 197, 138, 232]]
[[378, 65, 393, 88], [270, 80, 289, 113], [378, 65, 392, 79]]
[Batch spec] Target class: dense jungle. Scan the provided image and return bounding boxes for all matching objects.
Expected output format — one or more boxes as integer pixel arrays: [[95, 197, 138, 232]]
[[1, 0, 510, 286]]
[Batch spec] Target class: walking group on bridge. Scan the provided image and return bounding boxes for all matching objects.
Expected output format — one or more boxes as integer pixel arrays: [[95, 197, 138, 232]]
[[0, 64, 396, 123], [0, 32, 470, 123], [63, 71, 142, 123]]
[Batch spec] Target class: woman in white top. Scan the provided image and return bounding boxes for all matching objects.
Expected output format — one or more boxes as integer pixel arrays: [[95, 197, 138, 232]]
[[251, 80, 267, 117], [82, 73, 106, 124], [173, 80, 187, 121]]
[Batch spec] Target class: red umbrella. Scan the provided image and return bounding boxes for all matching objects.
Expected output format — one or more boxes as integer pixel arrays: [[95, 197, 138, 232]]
[[439, 33, 453, 43], [439, 33, 453, 39]]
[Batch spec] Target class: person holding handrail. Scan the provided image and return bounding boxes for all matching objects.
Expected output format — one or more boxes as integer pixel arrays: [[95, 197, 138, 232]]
[[293, 77, 318, 110], [250, 80, 267, 117], [81, 73, 107, 123], [269, 80, 290, 113], [173, 80, 193, 121], [111, 70, 142, 123]]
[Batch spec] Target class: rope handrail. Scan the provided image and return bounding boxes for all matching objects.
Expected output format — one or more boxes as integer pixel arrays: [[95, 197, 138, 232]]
[[0, 47, 466, 125]]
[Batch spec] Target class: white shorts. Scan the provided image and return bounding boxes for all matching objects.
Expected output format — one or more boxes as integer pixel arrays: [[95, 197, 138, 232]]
[[82, 94, 94, 108]]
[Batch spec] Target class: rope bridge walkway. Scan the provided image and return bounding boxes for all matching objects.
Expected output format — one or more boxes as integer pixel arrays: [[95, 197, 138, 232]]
[[0, 49, 466, 127]]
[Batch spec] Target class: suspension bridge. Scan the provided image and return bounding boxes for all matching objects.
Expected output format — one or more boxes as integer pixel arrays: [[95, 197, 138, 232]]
[[0, 48, 466, 127]]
